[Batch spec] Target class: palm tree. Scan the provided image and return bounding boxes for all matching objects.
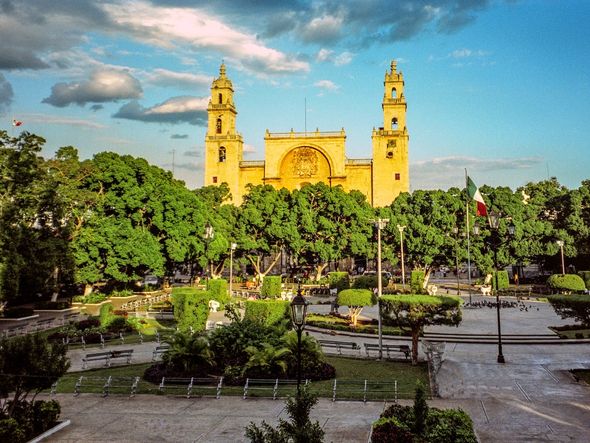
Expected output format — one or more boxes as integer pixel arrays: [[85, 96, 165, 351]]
[[162, 331, 214, 375], [243, 342, 291, 378]]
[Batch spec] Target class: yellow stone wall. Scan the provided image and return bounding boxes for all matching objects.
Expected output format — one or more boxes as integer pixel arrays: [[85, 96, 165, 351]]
[[203, 61, 410, 207]]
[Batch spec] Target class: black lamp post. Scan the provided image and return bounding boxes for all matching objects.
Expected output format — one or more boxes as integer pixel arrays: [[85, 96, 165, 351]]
[[486, 211, 515, 364], [290, 281, 308, 395], [204, 222, 214, 284]]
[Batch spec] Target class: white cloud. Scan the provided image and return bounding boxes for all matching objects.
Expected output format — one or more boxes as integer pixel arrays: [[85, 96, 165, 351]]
[[243, 143, 257, 153], [144, 69, 211, 90], [102, 1, 309, 76], [314, 80, 339, 91], [43, 68, 142, 107], [316, 49, 354, 66], [301, 14, 343, 44], [113, 96, 209, 125]]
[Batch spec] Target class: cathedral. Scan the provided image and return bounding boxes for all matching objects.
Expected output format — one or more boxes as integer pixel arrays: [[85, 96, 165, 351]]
[[204, 60, 409, 207]]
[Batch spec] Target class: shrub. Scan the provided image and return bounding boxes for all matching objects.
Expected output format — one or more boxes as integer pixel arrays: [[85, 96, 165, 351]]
[[32, 400, 61, 435], [547, 274, 586, 293], [177, 291, 214, 333], [492, 270, 509, 290], [352, 275, 385, 289], [108, 289, 133, 297], [371, 416, 414, 443], [260, 275, 282, 299], [244, 299, 290, 326], [578, 271, 590, 291], [99, 303, 114, 326], [207, 278, 229, 305], [425, 409, 477, 443], [105, 316, 134, 333], [74, 317, 100, 330], [328, 272, 350, 292], [0, 418, 26, 443], [410, 270, 426, 294], [83, 293, 108, 304]]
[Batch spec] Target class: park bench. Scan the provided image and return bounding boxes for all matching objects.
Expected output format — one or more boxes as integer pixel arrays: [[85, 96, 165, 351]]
[[159, 376, 223, 399], [332, 379, 399, 402], [363, 343, 410, 360], [243, 378, 309, 400], [74, 375, 140, 397], [152, 344, 170, 361], [82, 349, 134, 369], [318, 339, 361, 355]]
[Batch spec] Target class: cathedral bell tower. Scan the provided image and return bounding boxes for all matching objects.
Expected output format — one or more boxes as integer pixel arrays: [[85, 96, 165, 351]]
[[371, 60, 410, 206], [204, 63, 243, 199]]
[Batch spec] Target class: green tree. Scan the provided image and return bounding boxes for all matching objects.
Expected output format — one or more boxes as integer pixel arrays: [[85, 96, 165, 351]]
[[162, 332, 214, 375], [381, 295, 462, 364], [243, 342, 291, 378], [337, 288, 377, 326]]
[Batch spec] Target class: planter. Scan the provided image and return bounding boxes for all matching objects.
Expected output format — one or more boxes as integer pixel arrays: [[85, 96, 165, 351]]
[[0, 314, 39, 324], [27, 419, 71, 443], [34, 307, 79, 315], [77, 301, 111, 316]]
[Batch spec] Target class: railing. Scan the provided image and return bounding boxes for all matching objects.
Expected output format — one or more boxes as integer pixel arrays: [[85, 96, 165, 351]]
[[265, 129, 346, 138]]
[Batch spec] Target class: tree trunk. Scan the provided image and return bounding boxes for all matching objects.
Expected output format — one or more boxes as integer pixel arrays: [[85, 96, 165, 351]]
[[315, 262, 329, 281], [348, 306, 363, 326], [83, 284, 93, 295]]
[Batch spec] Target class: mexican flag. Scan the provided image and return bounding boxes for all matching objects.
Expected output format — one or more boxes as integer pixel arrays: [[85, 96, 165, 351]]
[[467, 176, 487, 216]]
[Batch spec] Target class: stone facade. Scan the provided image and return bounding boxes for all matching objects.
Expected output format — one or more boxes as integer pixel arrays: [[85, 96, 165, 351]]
[[204, 61, 409, 207]]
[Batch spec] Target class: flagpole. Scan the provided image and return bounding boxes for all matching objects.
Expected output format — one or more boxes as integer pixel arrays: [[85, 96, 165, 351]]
[[465, 169, 473, 304]]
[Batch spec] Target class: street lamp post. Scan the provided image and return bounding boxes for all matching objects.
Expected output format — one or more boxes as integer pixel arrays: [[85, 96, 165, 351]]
[[397, 225, 406, 288], [452, 226, 460, 295], [370, 218, 389, 360], [290, 283, 308, 395], [204, 222, 214, 284], [229, 242, 237, 297], [486, 211, 515, 364], [556, 240, 565, 275]]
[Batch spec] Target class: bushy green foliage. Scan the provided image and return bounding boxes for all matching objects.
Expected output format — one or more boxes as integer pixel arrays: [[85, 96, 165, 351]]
[[243, 342, 290, 378], [579, 271, 590, 290], [162, 332, 214, 375], [411, 270, 426, 294], [172, 287, 214, 332], [548, 294, 590, 326], [207, 278, 229, 304], [245, 390, 325, 443], [99, 302, 114, 326], [352, 275, 385, 289], [492, 270, 509, 290], [244, 299, 290, 326], [328, 272, 350, 292], [260, 275, 282, 299], [372, 384, 476, 443], [337, 289, 377, 307], [547, 274, 586, 293]]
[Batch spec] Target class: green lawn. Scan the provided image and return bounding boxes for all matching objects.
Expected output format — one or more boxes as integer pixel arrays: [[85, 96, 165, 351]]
[[53, 356, 428, 400]]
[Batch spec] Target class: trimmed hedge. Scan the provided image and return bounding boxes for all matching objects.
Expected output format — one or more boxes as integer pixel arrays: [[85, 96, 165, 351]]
[[260, 275, 282, 299], [328, 272, 350, 292], [99, 302, 114, 326], [492, 270, 509, 291], [171, 287, 214, 332], [337, 289, 377, 307], [352, 275, 385, 289], [411, 270, 426, 294], [207, 278, 229, 305], [579, 271, 590, 290], [244, 299, 290, 326], [547, 274, 586, 293]]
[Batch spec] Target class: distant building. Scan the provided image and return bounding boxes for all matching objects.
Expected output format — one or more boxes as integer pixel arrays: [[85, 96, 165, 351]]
[[204, 61, 409, 206]]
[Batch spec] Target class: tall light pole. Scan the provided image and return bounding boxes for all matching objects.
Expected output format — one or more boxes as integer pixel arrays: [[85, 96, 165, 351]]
[[204, 222, 214, 284], [290, 281, 308, 395], [486, 211, 515, 364], [397, 225, 406, 288], [556, 240, 565, 275], [229, 242, 237, 297], [370, 218, 389, 360]]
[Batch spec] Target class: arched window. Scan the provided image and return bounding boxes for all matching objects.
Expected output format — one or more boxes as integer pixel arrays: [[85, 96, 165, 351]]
[[391, 117, 398, 130], [218, 93, 223, 104], [218, 146, 226, 163], [391, 87, 397, 98], [216, 118, 222, 134]]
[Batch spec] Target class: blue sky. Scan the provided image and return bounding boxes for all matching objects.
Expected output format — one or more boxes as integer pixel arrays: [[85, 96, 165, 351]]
[[1, 0, 589, 191]]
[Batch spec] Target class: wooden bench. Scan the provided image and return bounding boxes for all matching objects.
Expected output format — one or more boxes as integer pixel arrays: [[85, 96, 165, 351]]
[[152, 344, 170, 361], [159, 376, 223, 399], [243, 378, 309, 400], [82, 349, 133, 369], [318, 339, 361, 355], [363, 343, 410, 359]]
